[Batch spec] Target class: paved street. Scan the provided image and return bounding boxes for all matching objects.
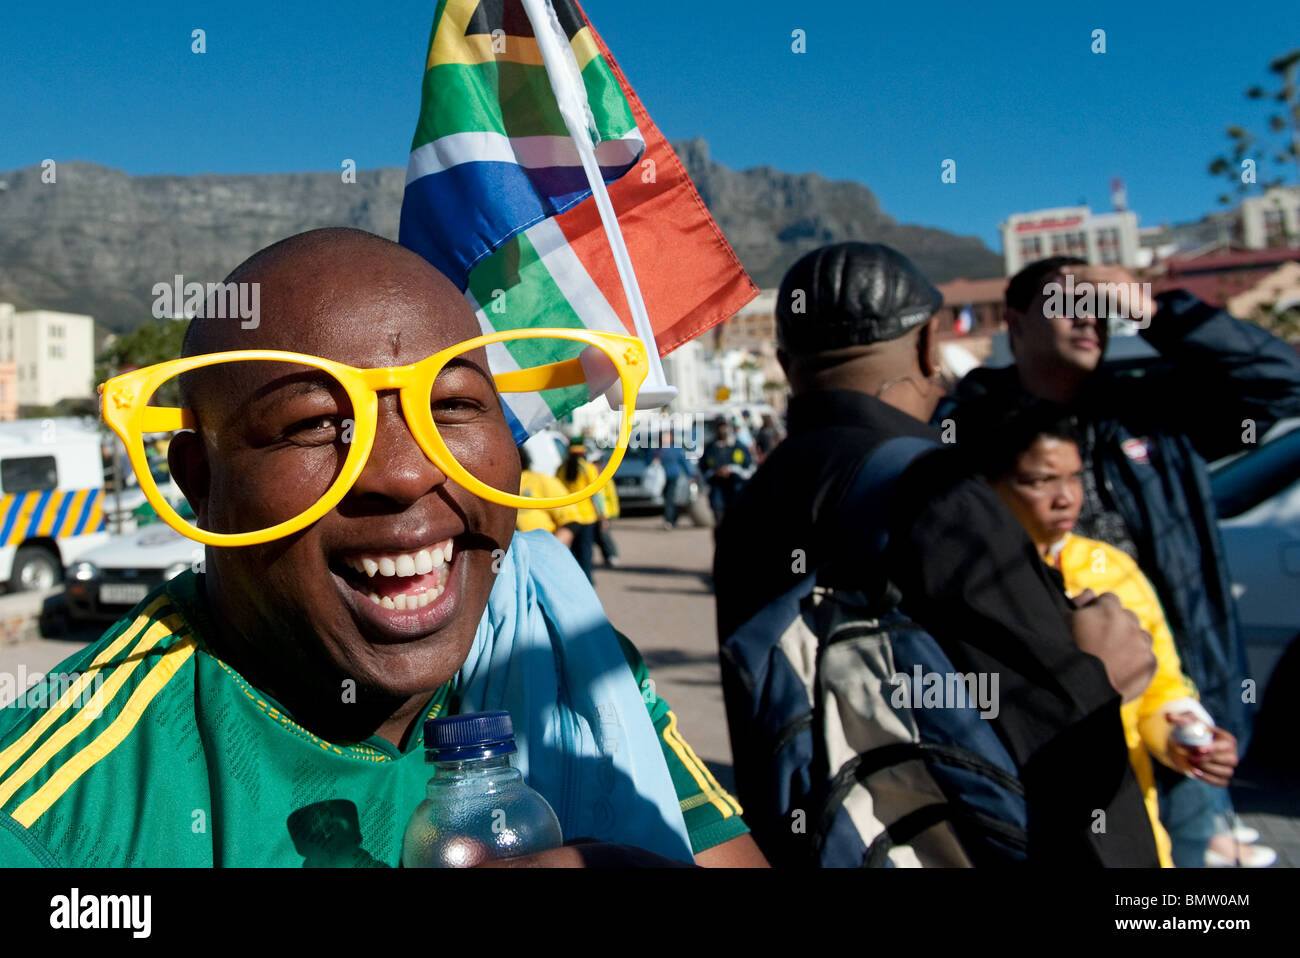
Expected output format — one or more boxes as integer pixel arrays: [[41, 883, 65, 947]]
[[589, 515, 734, 791]]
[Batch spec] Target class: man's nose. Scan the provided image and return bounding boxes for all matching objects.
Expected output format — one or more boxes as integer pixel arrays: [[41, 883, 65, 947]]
[[349, 392, 446, 505]]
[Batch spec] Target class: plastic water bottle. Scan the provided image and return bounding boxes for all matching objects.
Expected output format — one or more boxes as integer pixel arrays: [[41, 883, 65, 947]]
[[401, 710, 563, 868]]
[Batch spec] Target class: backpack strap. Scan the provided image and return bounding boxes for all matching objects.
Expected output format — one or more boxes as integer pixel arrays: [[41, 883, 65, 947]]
[[839, 436, 942, 555], [816, 436, 941, 604]]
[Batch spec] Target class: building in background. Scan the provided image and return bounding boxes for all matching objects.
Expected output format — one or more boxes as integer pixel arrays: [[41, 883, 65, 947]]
[[933, 277, 1008, 340], [705, 288, 787, 411], [0, 303, 96, 416], [1150, 247, 1300, 308], [1240, 185, 1300, 250], [659, 338, 708, 411], [1000, 205, 1142, 275], [714, 289, 777, 354]]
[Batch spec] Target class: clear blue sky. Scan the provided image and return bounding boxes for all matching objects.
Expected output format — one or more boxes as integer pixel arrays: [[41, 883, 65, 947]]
[[1, 0, 1296, 251]]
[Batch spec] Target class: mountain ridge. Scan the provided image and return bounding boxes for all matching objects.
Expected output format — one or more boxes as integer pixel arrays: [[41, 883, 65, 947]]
[[0, 140, 1004, 334]]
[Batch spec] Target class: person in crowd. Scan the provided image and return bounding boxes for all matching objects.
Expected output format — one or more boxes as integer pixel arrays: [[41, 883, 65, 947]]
[[575, 431, 620, 567], [732, 415, 757, 457], [755, 413, 783, 461], [651, 429, 695, 530], [714, 241, 1161, 865], [980, 409, 1271, 867], [593, 449, 621, 569], [699, 418, 754, 527], [942, 256, 1300, 867], [555, 437, 603, 582], [0, 228, 764, 867], [517, 446, 576, 546]]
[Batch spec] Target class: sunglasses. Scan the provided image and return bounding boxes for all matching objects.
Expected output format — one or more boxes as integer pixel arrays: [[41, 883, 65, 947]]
[[99, 328, 648, 546]]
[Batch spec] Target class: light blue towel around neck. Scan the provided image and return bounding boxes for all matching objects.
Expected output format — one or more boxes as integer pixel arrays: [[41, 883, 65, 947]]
[[452, 530, 694, 864]]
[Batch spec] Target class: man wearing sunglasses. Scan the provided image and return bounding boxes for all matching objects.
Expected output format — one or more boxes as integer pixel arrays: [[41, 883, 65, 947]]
[[0, 228, 765, 868]]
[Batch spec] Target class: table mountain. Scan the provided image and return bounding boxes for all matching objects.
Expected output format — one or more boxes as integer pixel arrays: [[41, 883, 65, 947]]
[[0, 142, 1002, 334]]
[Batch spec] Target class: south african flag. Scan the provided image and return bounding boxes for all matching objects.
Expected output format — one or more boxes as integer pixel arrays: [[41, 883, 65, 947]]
[[399, 0, 757, 438]]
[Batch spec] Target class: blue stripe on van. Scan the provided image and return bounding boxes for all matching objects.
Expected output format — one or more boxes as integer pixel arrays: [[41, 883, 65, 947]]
[[50, 491, 74, 537], [71, 489, 99, 537], [22, 490, 52, 540]]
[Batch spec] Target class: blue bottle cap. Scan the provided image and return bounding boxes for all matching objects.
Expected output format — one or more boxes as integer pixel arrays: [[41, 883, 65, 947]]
[[424, 710, 518, 762]]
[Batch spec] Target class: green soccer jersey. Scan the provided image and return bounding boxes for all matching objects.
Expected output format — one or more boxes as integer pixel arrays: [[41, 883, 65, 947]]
[[0, 571, 745, 866]]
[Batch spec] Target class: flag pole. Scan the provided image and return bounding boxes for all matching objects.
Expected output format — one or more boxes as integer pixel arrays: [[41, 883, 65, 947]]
[[521, 0, 677, 410]]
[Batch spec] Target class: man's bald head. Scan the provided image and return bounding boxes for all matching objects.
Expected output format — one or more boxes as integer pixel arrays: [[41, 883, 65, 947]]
[[182, 227, 474, 358]]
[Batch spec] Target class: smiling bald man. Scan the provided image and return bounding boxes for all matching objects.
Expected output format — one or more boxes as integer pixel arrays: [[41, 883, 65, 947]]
[[0, 228, 764, 868]]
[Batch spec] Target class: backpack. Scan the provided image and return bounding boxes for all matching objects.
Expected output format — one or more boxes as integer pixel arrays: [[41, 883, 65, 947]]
[[719, 437, 1030, 867]]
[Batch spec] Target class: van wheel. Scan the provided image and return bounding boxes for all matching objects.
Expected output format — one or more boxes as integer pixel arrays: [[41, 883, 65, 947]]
[[11, 546, 61, 592]]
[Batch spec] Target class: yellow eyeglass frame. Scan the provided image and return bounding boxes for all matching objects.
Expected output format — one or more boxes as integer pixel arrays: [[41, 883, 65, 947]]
[[98, 328, 649, 547]]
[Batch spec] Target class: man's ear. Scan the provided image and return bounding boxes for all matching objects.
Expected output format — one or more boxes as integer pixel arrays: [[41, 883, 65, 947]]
[[918, 317, 941, 378], [167, 430, 211, 526]]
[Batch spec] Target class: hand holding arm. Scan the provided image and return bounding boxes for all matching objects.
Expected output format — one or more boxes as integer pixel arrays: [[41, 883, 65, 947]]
[[1068, 590, 1158, 704]]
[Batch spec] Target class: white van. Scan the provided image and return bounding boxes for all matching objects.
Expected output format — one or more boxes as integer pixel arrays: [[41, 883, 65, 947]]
[[0, 417, 112, 590]]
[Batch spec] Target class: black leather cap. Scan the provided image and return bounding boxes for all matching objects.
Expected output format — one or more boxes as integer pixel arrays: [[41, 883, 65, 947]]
[[776, 242, 943, 354]]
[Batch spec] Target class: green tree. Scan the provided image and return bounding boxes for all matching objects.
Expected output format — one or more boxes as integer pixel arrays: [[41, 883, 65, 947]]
[[1208, 50, 1300, 206], [95, 319, 190, 403], [1258, 303, 1300, 343]]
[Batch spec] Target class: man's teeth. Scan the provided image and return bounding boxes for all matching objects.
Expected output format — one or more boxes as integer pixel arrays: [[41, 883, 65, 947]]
[[344, 541, 454, 579], [366, 583, 446, 611]]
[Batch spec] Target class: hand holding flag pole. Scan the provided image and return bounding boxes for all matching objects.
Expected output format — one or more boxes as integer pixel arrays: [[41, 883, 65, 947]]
[[521, 0, 677, 410]]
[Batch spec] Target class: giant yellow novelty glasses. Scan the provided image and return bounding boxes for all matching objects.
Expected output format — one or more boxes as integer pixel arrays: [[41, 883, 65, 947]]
[[99, 328, 648, 546]]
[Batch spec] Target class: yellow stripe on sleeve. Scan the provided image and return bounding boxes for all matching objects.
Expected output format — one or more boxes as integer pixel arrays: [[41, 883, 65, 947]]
[[0, 597, 171, 779], [661, 710, 742, 819], [13, 638, 197, 828], [0, 607, 181, 806]]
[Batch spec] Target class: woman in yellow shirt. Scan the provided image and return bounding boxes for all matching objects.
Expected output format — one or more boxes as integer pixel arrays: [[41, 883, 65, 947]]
[[517, 446, 577, 546], [984, 415, 1245, 867], [556, 438, 601, 582]]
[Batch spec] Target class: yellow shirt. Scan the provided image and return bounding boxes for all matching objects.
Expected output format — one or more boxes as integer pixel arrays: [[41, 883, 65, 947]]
[[554, 460, 601, 526], [1051, 534, 1198, 868], [598, 466, 620, 519], [516, 470, 583, 533]]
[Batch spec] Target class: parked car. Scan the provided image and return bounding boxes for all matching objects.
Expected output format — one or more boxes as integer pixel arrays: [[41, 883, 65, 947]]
[[65, 519, 200, 623], [1211, 418, 1300, 697]]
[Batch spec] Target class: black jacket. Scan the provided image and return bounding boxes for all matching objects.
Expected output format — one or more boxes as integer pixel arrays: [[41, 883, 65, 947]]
[[942, 290, 1300, 745], [714, 389, 1160, 866]]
